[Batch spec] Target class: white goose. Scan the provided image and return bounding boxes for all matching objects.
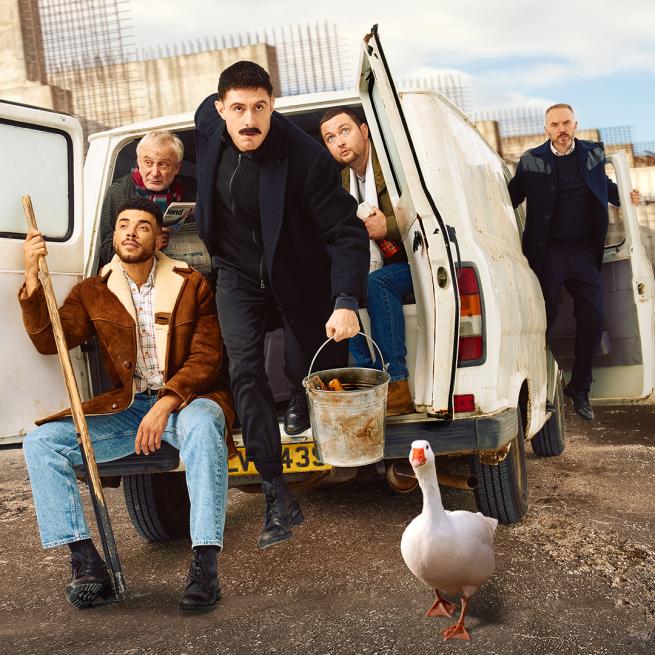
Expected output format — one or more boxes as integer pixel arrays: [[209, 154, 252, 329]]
[[400, 439, 498, 641]]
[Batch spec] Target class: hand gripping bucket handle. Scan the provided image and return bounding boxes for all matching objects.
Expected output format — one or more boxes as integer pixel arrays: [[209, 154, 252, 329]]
[[307, 332, 387, 379]]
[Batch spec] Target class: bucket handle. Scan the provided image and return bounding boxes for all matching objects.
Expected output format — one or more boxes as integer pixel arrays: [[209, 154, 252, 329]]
[[307, 332, 388, 380]]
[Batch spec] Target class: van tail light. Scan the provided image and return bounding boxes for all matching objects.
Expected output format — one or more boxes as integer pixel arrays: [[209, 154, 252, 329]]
[[457, 266, 484, 363], [454, 394, 475, 413]]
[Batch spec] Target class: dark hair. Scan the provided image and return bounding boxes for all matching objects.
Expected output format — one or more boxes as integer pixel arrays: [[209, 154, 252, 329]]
[[115, 197, 163, 227], [217, 61, 273, 100], [319, 106, 364, 130]]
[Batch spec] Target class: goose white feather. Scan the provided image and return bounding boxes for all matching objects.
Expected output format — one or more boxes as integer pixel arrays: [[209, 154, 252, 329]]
[[400, 439, 498, 640]]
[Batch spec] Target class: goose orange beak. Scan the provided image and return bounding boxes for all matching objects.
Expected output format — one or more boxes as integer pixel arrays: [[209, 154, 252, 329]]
[[410, 447, 426, 467]]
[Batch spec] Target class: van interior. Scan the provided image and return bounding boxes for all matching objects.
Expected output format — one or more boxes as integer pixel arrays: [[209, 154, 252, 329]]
[[89, 106, 420, 413]]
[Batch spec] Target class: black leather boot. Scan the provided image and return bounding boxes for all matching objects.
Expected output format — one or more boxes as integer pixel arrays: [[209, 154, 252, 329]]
[[65, 543, 113, 609], [284, 387, 310, 435], [258, 476, 305, 549], [178, 547, 221, 613], [564, 383, 594, 421]]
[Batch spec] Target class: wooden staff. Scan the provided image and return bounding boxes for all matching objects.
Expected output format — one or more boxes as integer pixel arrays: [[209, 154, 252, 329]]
[[22, 195, 126, 601]]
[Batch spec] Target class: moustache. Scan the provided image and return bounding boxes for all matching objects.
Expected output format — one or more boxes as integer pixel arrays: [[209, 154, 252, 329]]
[[239, 128, 262, 136]]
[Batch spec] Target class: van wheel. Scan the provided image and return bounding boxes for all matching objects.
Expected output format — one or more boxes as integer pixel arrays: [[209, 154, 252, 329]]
[[531, 374, 566, 457], [123, 472, 190, 542], [469, 411, 528, 524]]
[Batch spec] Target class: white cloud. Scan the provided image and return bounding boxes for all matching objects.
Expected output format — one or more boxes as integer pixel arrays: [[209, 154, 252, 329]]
[[128, 0, 655, 122], [129, 0, 655, 74]]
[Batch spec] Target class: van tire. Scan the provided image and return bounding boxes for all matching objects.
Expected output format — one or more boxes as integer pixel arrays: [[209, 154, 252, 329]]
[[470, 412, 528, 524], [531, 374, 566, 457], [123, 472, 190, 542]]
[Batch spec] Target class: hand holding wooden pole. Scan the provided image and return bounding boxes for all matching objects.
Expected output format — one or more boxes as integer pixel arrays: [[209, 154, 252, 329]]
[[22, 195, 126, 601]]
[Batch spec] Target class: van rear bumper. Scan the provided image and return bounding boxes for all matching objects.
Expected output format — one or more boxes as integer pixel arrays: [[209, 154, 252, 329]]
[[77, 409, 519, 480], [383, 408, 519, 458]]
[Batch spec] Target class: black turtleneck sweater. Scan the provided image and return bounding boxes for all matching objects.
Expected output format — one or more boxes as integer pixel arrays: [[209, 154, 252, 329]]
[[549, 151, 595, 246], [213, 134, 267, 284]]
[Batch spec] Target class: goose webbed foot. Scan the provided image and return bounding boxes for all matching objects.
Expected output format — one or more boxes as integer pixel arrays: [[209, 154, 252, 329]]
[[441, 596, 471, 641], [426, 589, 458, 618]]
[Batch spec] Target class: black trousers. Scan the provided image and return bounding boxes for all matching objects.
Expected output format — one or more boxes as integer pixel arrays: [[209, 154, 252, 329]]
[[539, 244, 604, 393], [215, 266, 347, 479]]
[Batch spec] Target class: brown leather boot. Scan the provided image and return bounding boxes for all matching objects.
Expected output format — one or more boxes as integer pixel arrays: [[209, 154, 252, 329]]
[[386, 380, 414, 416]]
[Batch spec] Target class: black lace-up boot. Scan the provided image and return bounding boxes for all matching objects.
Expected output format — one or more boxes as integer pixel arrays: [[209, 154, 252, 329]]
[[564, 382, 594, 421], [178, 546, 220, 613], [65, 540, 113, 609], [257, 476, 304, 549]]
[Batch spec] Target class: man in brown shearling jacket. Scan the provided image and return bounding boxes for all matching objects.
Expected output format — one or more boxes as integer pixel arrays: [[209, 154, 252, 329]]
[[19, 197, 234, 614]]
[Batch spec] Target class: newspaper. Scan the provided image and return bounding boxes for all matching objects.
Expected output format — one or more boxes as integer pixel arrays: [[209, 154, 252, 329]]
[[162, 202, 195, 230], [161, 202, 211, 275]]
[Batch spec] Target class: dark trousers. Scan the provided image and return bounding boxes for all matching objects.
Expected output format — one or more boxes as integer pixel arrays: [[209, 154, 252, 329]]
[[539, 244, 603, 393], [215, 266, 347, 479]]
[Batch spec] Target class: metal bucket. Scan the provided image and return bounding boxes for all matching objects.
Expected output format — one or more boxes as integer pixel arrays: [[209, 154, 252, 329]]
[[302, 334, 389, 467]]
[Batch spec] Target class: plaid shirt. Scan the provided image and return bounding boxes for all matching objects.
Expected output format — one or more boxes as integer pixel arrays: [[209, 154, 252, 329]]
[[120, 261, 164, 392]]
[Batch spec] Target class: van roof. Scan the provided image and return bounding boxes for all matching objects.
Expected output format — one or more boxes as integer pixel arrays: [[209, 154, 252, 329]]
[[87, 89, 361, 142]]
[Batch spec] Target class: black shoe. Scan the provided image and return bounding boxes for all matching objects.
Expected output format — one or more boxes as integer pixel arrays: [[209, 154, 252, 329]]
[[284, 388, 310, 435], [258, 476, 305, 550], [178, 548, 221, 614], [65, 553, 113, 609], [564, 383, 594, 421]]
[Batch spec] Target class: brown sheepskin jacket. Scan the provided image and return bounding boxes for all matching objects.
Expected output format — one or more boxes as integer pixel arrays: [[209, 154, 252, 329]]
[[18, 252, 236, 455]]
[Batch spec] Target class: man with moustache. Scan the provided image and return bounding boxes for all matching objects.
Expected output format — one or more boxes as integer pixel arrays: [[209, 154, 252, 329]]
[[508, 103, 640, 421], [194, 61, 369, 549], [20, 197, 235, 613], [320, 107, 414, 416], [98, 130, 196, 267]]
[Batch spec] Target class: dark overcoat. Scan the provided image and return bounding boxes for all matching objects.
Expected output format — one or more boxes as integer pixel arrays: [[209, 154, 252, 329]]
[[508, 138, 620, 276], [194, 95, 369, 354]]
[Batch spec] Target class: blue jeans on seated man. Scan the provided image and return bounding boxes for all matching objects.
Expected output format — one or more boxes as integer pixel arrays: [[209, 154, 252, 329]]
[[22, 394, 228, 549], [350, 261, 413, 382]]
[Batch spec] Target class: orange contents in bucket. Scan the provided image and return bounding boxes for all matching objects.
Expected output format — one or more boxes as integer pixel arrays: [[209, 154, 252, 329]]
[[328, 378, 345, 392]]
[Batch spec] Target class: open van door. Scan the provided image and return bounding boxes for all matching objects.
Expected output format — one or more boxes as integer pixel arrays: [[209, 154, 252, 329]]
[[550, 152, 655, 403], [0, 101, 87, 444], [357, 26, 459, 416]]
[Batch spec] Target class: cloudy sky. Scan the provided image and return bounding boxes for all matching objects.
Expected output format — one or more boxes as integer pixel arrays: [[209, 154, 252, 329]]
[[132, 0, 655, 141]]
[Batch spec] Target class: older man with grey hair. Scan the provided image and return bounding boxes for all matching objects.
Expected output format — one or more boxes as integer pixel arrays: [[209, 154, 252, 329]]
[[98, 130, 196, 266]]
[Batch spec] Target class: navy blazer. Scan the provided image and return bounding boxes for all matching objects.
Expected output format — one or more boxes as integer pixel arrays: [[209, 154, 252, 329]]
[[193, 94, 369, 353], [508, 138, 620, 276]]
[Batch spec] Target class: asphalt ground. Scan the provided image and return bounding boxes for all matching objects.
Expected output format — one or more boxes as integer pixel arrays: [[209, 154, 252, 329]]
[[0, 405, 653, 655]]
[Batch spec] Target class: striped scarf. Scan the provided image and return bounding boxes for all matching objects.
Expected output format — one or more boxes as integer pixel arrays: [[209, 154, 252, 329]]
[[131, 166, 183, 211]]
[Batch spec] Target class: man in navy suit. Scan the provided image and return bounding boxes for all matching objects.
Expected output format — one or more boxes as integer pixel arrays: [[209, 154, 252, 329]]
[[194, 61, 369, 548], [509, 103, 640, 421]]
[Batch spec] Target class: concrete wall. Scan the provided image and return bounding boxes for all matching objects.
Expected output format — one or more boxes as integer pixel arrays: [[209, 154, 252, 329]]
[[64, 43, 282, 127], [0, 0, 71, 112], [475, 120, 503, 157], [140, 43, 280, 119], [1, 0, 33, 87], [1, 80, 72, 112]]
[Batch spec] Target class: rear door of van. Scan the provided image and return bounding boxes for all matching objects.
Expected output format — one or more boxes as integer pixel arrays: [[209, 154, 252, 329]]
[[357, 26, 459, 416], [550, 152, 655, 403], [0, 101, 87, 444]]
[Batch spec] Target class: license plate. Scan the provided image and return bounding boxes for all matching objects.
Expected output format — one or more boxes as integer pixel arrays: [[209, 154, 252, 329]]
[[228, 442, 332, 477]]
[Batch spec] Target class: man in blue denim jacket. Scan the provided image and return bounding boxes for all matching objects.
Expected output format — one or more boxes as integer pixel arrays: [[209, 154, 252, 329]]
[[320, 107, 415, 416]]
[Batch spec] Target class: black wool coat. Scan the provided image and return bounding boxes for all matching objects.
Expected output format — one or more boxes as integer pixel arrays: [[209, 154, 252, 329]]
[[508, 138, 620, 277], [194, 94, 370, 353]]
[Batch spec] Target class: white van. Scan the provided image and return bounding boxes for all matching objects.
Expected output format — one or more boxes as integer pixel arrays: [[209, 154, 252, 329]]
[[2, 29, 653, 539]]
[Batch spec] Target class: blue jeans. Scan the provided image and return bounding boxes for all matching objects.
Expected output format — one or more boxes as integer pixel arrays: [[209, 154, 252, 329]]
[[22, 394, 228, 549], [350, 262, 413, 381]]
